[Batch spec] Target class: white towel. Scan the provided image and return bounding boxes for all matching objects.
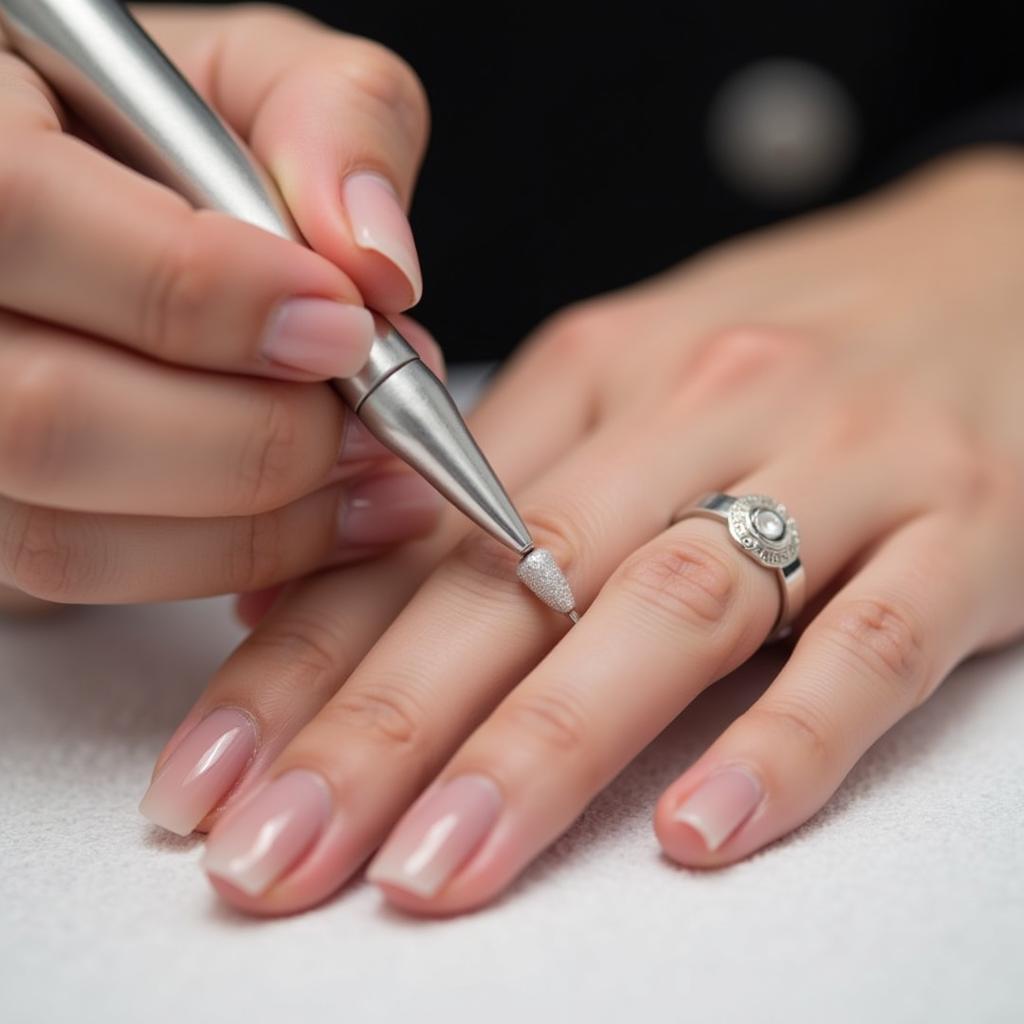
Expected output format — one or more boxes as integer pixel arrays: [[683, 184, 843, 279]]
[[2, 596, 1022, 1024]]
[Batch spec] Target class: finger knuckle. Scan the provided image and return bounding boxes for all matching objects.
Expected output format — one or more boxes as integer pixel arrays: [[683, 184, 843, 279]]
[[328, 681, 427, 751], [328, 40, 429, 143], [142, 210, 222, 362], [680, 326, 818, 406], [501, 689, 593, 766], [232, 386, 301, 513], [4, 504, 91, 602], [0, 55, 61, 133], [614, 537, 740, 636], [227, 508, 284, 593], [821, 596, 929, 704], [242, 615, 342, 700], [517, 299, 610, 423], [535, 299, 616, 366], [745, 700, 832, 767], [0, 351, 72, 494]]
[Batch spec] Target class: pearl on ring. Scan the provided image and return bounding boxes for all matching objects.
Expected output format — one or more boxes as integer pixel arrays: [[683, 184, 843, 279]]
[[752, 507, 786, 541]]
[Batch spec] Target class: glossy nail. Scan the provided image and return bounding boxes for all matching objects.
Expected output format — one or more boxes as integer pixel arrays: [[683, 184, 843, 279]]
[[338, 472, 442, 546], [342, 171, 423, 306], [138, 707, 257, 836], [671, 766, 763, 852], [261, 298, 375, 378], [202, 769, 332, 897], [366, 774, 503, 898]]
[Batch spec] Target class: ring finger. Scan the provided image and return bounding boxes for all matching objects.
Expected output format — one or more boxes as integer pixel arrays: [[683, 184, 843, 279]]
[[653, 509, 999, 869]]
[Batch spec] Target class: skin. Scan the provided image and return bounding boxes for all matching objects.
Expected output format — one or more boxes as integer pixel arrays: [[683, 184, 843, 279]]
[[0, 4, 443, 609], [178, 143, 1024, 915]]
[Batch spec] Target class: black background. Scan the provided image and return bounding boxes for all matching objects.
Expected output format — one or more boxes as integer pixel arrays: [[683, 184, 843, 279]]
[[177, 2, 1024, 362]]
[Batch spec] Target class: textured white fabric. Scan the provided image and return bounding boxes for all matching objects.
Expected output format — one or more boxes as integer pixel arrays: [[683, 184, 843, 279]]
[[3, 599, 1022, 1023]]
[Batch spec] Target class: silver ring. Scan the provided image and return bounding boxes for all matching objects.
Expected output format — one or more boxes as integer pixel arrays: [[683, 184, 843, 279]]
[[670, 492, 806, 642]]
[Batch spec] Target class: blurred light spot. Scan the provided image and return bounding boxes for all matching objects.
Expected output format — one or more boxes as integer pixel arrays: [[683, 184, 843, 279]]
[[707, 58, 859, 205]]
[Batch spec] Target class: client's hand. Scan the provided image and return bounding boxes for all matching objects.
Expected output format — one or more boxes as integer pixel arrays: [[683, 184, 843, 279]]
[[142, 148, 1024, 916], [0, 4, 440, 612]]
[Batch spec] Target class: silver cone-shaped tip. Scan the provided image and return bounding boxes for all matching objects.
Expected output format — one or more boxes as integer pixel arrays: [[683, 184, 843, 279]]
[[352, 358, 533, 555]]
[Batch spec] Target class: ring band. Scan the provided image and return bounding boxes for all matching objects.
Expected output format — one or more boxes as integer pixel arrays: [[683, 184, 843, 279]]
[[671, 492, 806, 642]]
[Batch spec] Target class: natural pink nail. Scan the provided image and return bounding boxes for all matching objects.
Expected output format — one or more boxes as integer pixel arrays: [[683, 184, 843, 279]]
[[671, 766, 763, 851], [366, 774, 502, 898], [261, 298, 375, 378], [342, 171, 423, 307], [339, 416, 391, 463], [323, 418, 393, 485], [202, 769, 332, 897], [138, 707, 257, 836], [338, 472, 442, 546]]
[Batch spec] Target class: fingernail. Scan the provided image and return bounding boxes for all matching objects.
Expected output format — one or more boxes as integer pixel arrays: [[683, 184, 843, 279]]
[[339, 416, 391, 463], [338, 472, 442, 546], [138, 707, 257, 836], [201, 769, 331, 897], [342, 171, 423, 306], [671, 766, 763, 852], [366, 774, 502, 898], [261, 299, 375, 378], [323, 417, 393, 485]]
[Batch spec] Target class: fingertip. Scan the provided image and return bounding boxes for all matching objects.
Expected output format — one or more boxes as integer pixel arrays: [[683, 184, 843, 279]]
[[205, 871, 290, 917], [289, 168, 423, 314], [334, 415, 393, 467], [260, 299, 376, 381], [369, 879, 466, 918], [0, 584, 61, 616], [654, 810, 720, 867], [654, 764, 765, 866], [234, 586, 284, 629], [341, 170, 423, 311], [352, 253, 423, 314], [337, 471, 443, 550]]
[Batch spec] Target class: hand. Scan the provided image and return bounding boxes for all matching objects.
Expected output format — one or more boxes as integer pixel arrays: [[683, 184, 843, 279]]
[[141, 147, 1024, 915], [0, 3, 442, 611]]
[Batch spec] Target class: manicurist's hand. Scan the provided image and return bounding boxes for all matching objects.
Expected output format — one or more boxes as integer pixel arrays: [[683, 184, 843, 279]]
[[143, 148, 1024, 916], [0, 3, 441, 610]]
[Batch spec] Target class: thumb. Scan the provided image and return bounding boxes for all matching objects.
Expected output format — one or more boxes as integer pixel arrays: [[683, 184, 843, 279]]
[[140, 6, 429, 313]]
